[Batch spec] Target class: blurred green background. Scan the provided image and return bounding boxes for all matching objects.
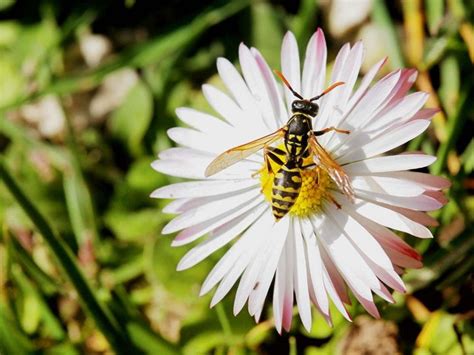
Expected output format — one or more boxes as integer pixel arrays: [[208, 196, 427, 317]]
[[0, 0, 473, 354]]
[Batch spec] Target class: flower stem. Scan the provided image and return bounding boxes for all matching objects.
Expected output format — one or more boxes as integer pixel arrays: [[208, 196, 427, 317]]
[[215, 303, 233, 338]]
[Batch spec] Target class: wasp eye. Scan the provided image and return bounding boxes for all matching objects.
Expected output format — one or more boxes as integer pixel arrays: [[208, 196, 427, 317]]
[[310, 103, 319, 116], [291, 100, 305, 112]]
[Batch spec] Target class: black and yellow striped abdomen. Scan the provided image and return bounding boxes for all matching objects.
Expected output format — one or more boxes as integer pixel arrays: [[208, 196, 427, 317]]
[[271, 163, 302, 220]]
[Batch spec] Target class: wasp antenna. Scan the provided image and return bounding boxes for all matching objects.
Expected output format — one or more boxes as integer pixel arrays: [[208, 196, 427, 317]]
[[274, 70, 304, 100], [310, 81, 345, 101]]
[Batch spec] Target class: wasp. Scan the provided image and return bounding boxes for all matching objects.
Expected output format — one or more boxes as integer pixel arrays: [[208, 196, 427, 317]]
[[205, 71, 354, 221]]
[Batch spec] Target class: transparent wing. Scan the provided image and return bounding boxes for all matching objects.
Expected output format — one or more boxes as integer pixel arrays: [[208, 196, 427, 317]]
[[309, 134, 355, 200], [205, 128, 286, 177]]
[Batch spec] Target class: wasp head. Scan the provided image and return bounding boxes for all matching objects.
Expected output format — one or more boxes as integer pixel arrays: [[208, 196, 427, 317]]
[[291, 100, 319, 117]]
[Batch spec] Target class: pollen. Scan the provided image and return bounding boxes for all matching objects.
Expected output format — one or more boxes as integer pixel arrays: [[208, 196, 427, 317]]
[[258, 147, 332, 217]]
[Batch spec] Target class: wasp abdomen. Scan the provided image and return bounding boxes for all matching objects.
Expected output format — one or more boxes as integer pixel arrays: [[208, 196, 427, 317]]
[[271, 165, 302, 220]]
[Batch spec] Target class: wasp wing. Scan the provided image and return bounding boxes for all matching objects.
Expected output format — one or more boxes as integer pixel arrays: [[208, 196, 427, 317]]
[[205, 128, 286, 177], [309, 134, 355, 200]]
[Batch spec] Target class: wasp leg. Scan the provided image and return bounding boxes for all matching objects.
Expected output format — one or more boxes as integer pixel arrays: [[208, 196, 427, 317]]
[[327, 194, 342, 209], [313, 127, 351, 136], [251, 146, 285, 178], [264, 148, 285, 174], [301, 163, 316, 170], [267, 146, 286, 156]]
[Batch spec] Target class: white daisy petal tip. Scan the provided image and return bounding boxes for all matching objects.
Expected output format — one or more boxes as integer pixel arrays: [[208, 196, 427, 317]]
[[151, 29, 449, 332]]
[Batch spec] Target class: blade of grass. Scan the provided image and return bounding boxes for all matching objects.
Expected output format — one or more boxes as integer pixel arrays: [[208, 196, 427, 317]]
[[0, 158, 136, 353], [10, 265, 65, 339], [0, 304, 35, 354], [251, 1, 284, 69], [7, 230, 59, 295], [0, 0, 250, 112], [431, 82, 471, 175], [215, 303, 233, 339], [292, 0, 318, 45], [372, 0, 405, 69], [402, 0, 424, 67], [62, 106, 99, 247], [425, 0, 444, 35]]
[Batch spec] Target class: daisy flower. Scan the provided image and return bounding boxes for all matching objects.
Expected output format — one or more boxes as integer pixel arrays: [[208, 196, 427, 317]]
[[151, 28, 449, 332]]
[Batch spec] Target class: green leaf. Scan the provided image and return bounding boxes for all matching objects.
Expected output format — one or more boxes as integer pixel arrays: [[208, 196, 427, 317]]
[[307, 312, 333, 339], [10, 265, 65, 339], [8, 233, 58, 295], [0, 0, 15, 11], [425, 0, 445, 35], [251, 1, 284, 69], [127, 321, 179, 355], [439, 55, 460, 117], [0, 56, 24, 107], [63, 170, 98, 245], [292, 0, 318, 45], [109, 80, 153, 156], [0, 304, 35, 354], [126, 157, 169, 192], [104, 208, 164, 241], [461, 139, 474, 174]]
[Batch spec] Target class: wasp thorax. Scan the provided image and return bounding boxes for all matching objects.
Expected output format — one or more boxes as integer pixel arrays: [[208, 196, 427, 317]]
[[291, 100, 319, 116]]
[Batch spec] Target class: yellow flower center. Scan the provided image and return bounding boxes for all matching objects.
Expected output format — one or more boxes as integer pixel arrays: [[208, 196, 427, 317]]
[[258, 145, 332, 217]]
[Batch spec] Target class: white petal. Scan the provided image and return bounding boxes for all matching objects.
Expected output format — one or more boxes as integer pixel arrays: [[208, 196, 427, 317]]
[[346, 57, 387, 113], [318, 244, 352, 321], [158, 147, 211, 161], [315, 43, 350, 131], [151, 158, 207, 179], [233, 216, 289, 315], [293, 221, 312, 331], [318, 42, 364, 145], [312, 214, 378, 297], [351, 175, 426, 197], [326, 204, 393, 270], [202, 84, 244, 127], [349, 196, 433, 238], [233, 233, 274, 314], [282, 226, 295, 332], [344, 154, 436, 175], [333, 70, 401, 134], [167, 127, 222, 153], [381, 171, 451, 191], [281, 31, 301, 111], [302, 29, 327, 99], [172, 197, 264, 246], [356, 190, 443, 211], [273, 238, 287, 333], [239, 43, 278, 130], [177, 204, 267, 271], [216, 57, 263, 129], [301, 223, 330, 317], [162, 187, 260, 234], [200, 209, 272, 296], [176, 107, 231, 134], [152, 157, 258, 180], [151, 179, 258, 199], [249, 216, 290, 321], [251, 48, 287, 126], [357, 215, 423, 269], [351, 287, 380, 318], [366, 92, 429, 131], [317, 230, 351, 305], [162, 198, 192, 214], [338, 119, 431, 164]]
